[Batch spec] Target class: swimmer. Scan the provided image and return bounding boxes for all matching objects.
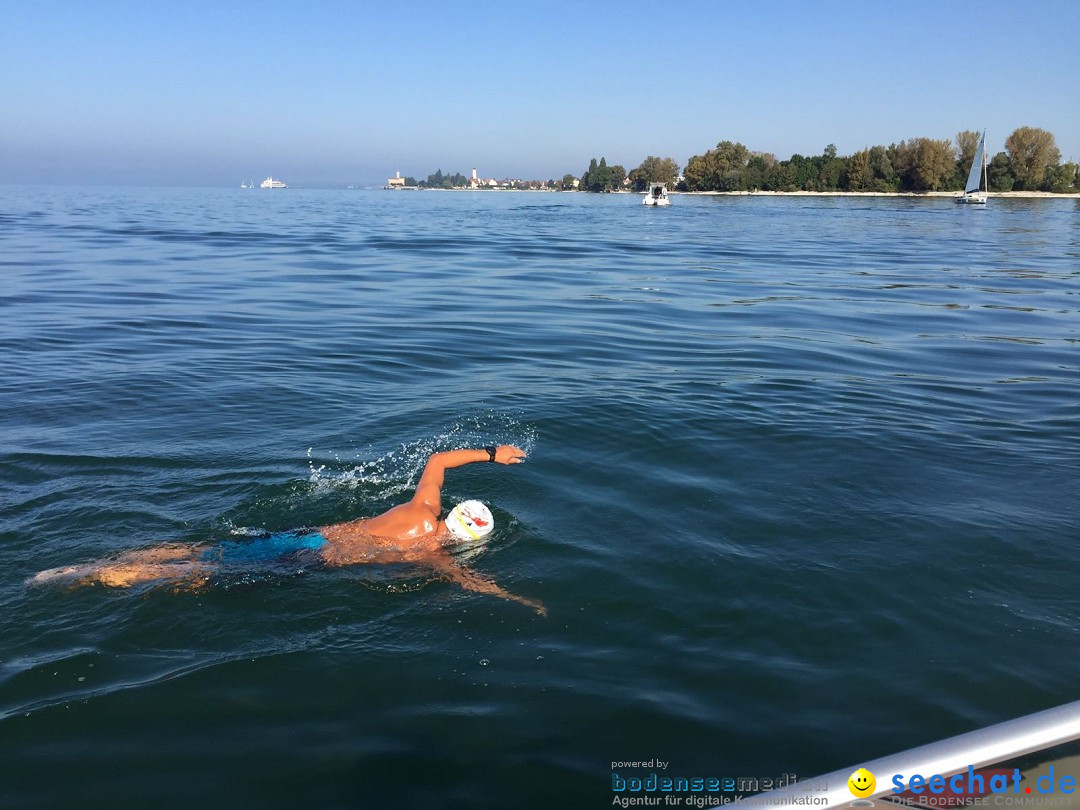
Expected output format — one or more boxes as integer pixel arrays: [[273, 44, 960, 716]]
[[30, 445, 545, 615]]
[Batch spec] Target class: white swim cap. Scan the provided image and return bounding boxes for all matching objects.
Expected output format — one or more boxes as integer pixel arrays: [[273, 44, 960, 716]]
[[446, 500, 494, 542]]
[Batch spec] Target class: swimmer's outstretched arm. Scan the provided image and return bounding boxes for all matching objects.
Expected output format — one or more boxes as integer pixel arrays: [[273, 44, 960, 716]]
[[430, 556, 546, 616], [411, 445, 526, 512]]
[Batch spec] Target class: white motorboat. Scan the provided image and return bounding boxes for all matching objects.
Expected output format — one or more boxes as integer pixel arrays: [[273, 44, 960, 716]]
[[642, 183, 670, 206], [260, 176, 287, 189]]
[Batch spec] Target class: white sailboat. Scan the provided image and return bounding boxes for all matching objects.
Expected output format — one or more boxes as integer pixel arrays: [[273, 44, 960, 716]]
[[956, 131, 988, 204]]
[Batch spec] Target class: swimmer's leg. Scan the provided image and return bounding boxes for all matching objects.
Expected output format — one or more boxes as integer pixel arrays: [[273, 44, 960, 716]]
[[29, 543, 211, 588], [88, 559, 211, 588]]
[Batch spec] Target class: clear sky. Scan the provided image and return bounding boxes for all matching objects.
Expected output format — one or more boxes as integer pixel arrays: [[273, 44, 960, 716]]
[[2, 0, 1077, 186]]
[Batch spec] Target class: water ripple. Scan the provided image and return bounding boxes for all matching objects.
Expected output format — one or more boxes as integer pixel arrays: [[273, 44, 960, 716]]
[[2, 187, 1078, 804]]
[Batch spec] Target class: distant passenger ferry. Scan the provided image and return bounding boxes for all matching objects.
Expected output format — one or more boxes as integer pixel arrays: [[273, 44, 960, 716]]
[[260, 176, 287, 189]]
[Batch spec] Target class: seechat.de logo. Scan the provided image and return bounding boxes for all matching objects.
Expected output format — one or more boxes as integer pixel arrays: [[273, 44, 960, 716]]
[[892, 766, 1079, 797]]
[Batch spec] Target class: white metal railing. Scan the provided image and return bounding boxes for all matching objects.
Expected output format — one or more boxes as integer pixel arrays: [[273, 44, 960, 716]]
[[736, 700, 1080, 809]]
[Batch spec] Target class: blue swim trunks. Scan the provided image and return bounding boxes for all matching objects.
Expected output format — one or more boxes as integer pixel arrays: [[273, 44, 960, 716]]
[[201, 530, 328, 565]]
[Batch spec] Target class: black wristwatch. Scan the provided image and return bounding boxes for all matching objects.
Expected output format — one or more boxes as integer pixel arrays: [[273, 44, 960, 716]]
[[484, 446, 497, 462]]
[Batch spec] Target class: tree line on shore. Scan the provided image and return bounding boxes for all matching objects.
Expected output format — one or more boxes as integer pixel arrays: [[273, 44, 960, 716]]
[[401, 169, 558, 190], [401, 126, 1076, 194], [601, 126, 1077, 194]]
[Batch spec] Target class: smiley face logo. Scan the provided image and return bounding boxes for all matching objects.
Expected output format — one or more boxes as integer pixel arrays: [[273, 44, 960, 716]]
[[848, 768, 876, 798]]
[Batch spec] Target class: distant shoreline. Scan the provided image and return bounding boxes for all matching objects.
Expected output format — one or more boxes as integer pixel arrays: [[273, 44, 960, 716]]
[[385, 187, 1080, 199]]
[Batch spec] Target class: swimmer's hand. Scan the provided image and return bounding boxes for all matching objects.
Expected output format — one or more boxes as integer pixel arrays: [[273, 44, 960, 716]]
[[432, 557, 545, 616], [503, 591, 546, 616], [495, 445, 526, 465]]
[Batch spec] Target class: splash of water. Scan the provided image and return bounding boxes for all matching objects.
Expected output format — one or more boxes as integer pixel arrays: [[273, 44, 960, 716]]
[[304, 411, 538, 499]]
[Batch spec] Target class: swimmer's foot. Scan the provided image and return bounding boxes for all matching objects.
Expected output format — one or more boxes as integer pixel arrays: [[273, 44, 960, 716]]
[[27, 564, 94, 586]]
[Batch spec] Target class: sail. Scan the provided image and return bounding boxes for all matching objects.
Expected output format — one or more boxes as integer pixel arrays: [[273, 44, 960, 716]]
[[964, 132, 986, 194]]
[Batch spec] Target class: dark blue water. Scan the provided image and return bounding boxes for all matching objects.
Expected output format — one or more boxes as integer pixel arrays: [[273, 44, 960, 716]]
[[2, 187, 1078, 808]]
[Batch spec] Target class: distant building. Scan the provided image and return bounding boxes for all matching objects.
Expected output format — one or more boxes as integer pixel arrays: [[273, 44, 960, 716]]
[[386, 171, 406, 188]]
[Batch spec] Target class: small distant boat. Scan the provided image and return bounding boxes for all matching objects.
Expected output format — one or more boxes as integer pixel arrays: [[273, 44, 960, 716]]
[[240, 178, 255, 188], [956, 131, 987, 205], [642, 183, 670, 206], [260, 176, 287, 189]]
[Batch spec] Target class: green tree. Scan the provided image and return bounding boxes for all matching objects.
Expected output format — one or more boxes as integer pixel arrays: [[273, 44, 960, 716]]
[[788, 154, 816, 190], [890, 138, 955, 191], [845, 147, 897, 192], [817, 145, 845, 191], [763, 159, 797, 191], [867, 146, 898, 191], [684, 141, 751, 191], [417, 169, 469, 189], [1005, 126, 1061, 189], [682, 153, 710, 191], [916, 138, 956, 190], [628, 156, 679, 191], [579, 156, 623, 192], [591, 157, 612, 191], [1041, 162, 1078, 193], [845, 149, 873, 191], [560, 173, 576, 190], [579, 158, 597, 191], [987, 152, 1015, 191], [712, 141, 750, 190], [745, 153, 775, 191]]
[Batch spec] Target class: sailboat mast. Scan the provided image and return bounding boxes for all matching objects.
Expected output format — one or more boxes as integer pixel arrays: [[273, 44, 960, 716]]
[[981, 130, 988, 193]]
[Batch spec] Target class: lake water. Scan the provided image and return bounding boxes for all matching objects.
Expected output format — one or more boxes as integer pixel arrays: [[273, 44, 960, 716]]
[[1, 187, 1078, 808]]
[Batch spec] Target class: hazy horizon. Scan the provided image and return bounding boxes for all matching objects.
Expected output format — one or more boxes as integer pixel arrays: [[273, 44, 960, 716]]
[[2, 0, 1078, 188]]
